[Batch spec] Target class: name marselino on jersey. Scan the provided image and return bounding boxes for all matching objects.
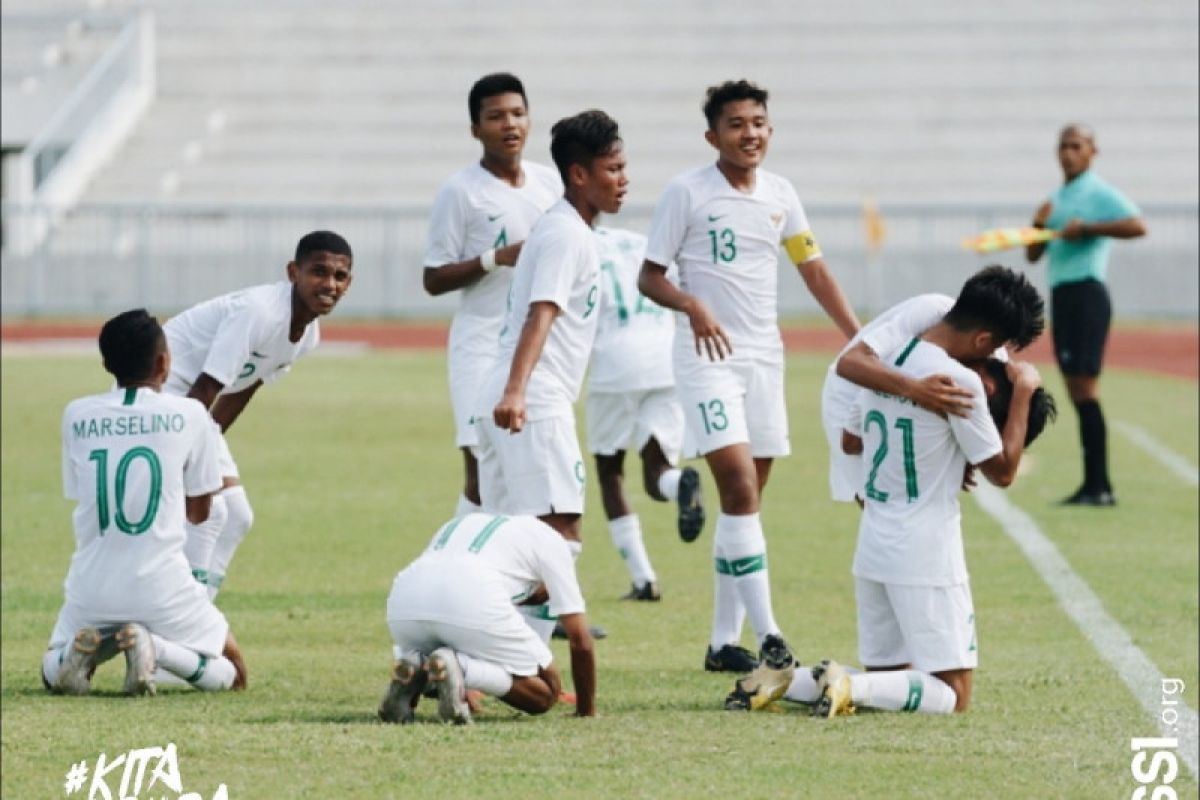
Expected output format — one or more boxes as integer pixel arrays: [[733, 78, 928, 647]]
[[71, 412, 188, 440]]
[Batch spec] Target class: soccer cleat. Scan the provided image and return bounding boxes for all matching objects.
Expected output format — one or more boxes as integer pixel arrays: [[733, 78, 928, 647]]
[[704, 644, 759, 673], [759, 633, 796, 671], [553, 622, 608, 640], [378, 657, 427, 724], [619, 582, 662, 602], [116, 623, 157, 697], [727, 659, 796, 711], [812, 659, 855, 718], [1059, 487, 1117, 507], [425, 648, 472, 725], [676, 466, 705, 543], [53, 627, 103, 696]]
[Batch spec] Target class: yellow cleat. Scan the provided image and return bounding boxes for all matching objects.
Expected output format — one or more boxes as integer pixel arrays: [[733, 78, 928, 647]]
[[724, 661, 795, 711], [813, 659, 855, 718]]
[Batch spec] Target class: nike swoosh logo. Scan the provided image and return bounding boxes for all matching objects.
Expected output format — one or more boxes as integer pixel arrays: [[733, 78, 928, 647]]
[[707, 214, 726, 222], [251, 351, 268, 358], [488, 214, 504, 222]]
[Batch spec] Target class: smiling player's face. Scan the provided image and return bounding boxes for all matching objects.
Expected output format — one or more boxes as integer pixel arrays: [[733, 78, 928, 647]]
[[473, 92, 529, 161], [706, 99, 772, 171], [288, 250, 353, 317]]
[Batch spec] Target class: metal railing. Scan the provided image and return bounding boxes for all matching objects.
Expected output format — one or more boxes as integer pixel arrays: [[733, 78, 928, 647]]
[[1, 201, 1196, 319]]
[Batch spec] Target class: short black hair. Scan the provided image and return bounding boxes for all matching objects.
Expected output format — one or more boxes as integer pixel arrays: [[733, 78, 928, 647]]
[[944, 265, 1045, 350], [982, 358, 1057, 447], [295, 230, 352, 263], [99, 308, 165, 385], [549, 109, 621, 185], [468, 72, 527, 125], [703, 79, 769, 129]]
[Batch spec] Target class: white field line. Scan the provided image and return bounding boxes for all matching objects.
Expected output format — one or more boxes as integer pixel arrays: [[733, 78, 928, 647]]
[[972, 482, 1198, 780], [1114, 420, 1199, 488]]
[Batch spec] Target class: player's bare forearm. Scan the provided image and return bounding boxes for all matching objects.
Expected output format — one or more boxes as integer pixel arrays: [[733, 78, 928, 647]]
[[837, 343, 973, 417], [422, 244, 522, 295], [796, 257, 860, 339], [494, 302, 558, 432], [841, 431, 863, 455], [638, 259, 731, 360], [559, 614, 596, 717], [187, 373, 226, 411], [1027, 201, 1051, 262], [224, 631, 248, 690], [184, 494, 213, 525], [210, 381, 261, 433], [978, 362, 1040, 487], [1062, 216, 1147, 241]]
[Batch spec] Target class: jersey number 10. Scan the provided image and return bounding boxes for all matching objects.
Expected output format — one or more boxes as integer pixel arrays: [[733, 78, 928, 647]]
[[88, 447, 162, 535]]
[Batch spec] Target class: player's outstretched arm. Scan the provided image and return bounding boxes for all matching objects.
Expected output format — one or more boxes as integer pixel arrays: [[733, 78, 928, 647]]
[[977, 361, 1040, 488], [1059, 216, 1147, 241], [637, 259, 731, 361], [795, 257, 860, 339], [556, 612, 596, 717], [209, 380, 263, 433], [422, 243, 524, 296], [837, 342, 974, 418], [494, 301, 558, 432]]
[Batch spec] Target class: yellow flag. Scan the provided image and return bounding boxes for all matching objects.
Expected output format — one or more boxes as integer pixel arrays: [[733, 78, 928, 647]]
[[862, 196, 886, 256]]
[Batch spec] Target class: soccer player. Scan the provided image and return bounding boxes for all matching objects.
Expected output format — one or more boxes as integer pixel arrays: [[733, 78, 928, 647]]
[[637, 79, 860, 673], [164, 230, 353, 598], [42, 310, 248, 697], [423, 73, 562, 517], [1026, 123, 1146, 507], [379, 513, 595, 724], [587, 226, 704, 601], [475, 109, 626, 641]]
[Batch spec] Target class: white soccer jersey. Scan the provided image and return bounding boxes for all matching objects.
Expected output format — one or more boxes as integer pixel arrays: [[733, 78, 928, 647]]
[[425, 161, 562, 354], [644, 163, 815, 361], [163, 282, 319, 397], [482, 199, 601, 420], [588, 227, 674, 394], [388, 513, 586, 624], [60, 387, 222, 610], [849, 339, 1002, 587], [824, 294, 955, 430]]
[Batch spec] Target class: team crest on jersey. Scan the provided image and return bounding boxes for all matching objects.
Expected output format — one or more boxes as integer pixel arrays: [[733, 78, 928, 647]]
[[770, 212, 785, 227]]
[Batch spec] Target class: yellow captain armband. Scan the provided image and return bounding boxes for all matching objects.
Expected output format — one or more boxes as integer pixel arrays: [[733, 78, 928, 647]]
[[784, 231, 822, 264]]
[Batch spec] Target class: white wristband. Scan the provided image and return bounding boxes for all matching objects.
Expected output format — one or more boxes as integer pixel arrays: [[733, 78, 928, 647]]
[[480, 249, 498, 273]]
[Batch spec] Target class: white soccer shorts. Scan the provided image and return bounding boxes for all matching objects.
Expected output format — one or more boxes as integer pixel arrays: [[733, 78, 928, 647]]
[[47, 581, 230, 658], [448, 346, 498, 450], [215, 429, 240, 479], [674, 355, 789, 458], [475, 414, 586, 516], [388, 614, 552, 678], [855, 577, 978, 673], [585, 387, 684, 463], [821, 374, 862, 502]]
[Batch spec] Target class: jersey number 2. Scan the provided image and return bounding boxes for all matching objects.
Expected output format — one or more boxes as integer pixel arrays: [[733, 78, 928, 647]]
[[88, 447, 162, 535]]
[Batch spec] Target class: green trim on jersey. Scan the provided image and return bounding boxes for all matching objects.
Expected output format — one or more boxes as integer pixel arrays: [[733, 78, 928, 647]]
[[431, 516, 466, 551], [894, 338, 920, 367], [468, 515, 508, 553], [122, 387, 137, 406], [531, 603, 556, 621]]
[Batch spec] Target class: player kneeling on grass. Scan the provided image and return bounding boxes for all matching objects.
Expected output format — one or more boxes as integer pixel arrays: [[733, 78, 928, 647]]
[[42, 310, 248, 697], [380, 513, 595, 724], [728, 266, 1055, 715]]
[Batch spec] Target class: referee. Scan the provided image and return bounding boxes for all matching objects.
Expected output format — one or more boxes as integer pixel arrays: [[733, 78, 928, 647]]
[[1026, 123, 1146, 507]]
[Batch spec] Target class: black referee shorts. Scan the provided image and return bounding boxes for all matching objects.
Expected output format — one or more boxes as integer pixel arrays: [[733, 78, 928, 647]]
[[1051, 278, 1112, 377]]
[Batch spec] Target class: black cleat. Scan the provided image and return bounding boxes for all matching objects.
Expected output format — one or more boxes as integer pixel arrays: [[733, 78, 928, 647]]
[[723, 682, 755, 711], [1059, 487, 1117, 507], [620, 582, 662, 602], [676, 466, 706, 543], [758, 633, 795, 671], [704, 644, 759, 673], [553, 621, 608, 640]]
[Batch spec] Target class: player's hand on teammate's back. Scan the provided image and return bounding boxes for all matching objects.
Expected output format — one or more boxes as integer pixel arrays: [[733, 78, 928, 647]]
[[683, 297, 732, 361], [912, 373, 974, 418], [494, 390, 527, 433]]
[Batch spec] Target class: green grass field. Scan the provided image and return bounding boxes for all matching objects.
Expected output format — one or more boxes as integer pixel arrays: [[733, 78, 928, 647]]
[[2, 350, 1196, 799]]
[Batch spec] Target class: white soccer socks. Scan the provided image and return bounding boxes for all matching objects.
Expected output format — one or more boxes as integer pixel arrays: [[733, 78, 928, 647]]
[[152, 634, 237, 691], [207, 485, 254, 599], [456, 651, 514, 697], [713, 512, 780, 645], [608, 514, 656, 586], [183, 492, 228, 586], [656, 468, 683, 501], [454, 495, 481, 516], [850, 670, 957, 714]]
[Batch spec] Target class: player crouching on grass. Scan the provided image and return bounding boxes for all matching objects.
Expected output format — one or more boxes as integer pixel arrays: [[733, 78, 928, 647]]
[[42, 310, 248, 697], [730, 266, 1056, 715], [380, 513, 596, 724]]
